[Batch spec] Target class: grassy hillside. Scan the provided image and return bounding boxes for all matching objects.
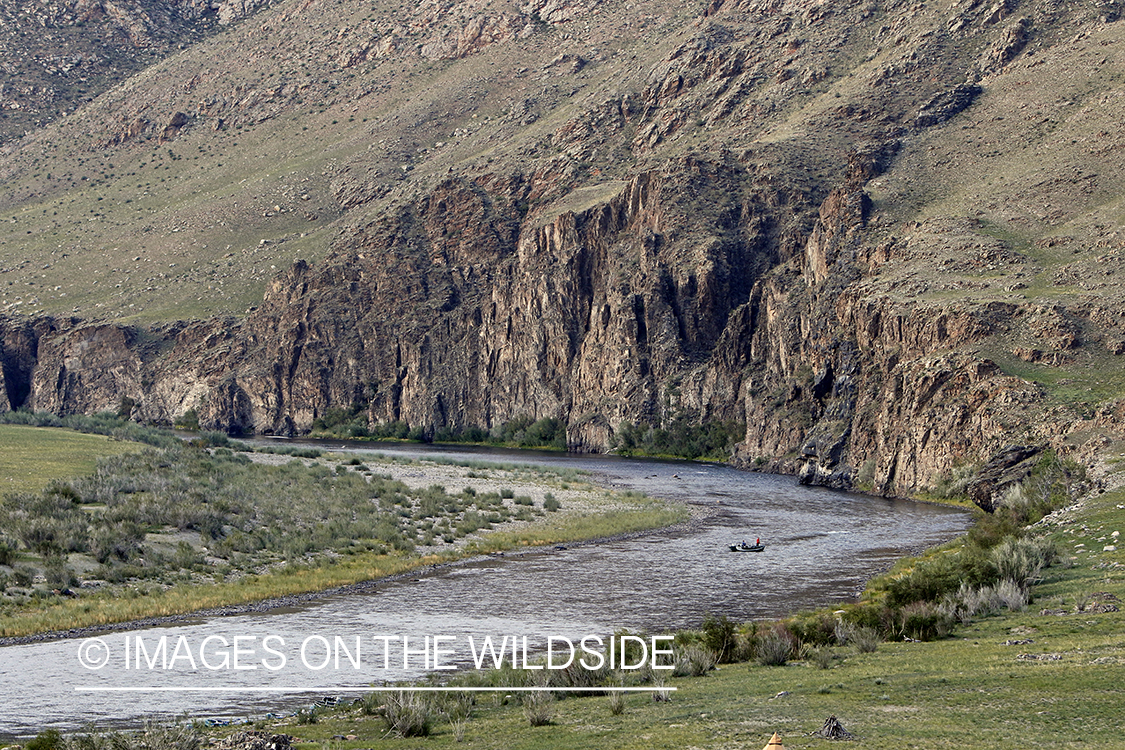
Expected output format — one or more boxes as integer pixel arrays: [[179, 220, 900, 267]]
[[4, 0, 1121, 327]]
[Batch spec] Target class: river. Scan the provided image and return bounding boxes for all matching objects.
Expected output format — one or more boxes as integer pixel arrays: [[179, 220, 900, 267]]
[[0, 442, 969, 738]]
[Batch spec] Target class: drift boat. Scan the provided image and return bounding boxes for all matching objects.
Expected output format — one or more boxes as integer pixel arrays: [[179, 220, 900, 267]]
[[729, 542, 765, 552]]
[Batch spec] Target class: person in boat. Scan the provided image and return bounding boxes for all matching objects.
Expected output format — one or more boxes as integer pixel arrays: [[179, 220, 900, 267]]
[[756, 537, 760, 546]]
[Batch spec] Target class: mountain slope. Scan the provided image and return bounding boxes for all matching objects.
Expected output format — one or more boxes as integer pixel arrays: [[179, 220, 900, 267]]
[[2, 0, 1124, 499], [0, 0, 272, 144]]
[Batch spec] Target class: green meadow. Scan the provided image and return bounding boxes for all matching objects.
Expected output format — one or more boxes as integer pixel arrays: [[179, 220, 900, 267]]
[[0, 424, 142, 495]]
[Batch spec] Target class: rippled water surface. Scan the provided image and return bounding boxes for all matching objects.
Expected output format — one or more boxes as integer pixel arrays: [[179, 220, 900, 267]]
[[0, 443, 969, 737]]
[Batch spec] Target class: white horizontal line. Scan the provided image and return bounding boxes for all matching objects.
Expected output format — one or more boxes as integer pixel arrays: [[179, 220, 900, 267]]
[[75, 686, 676, 693]]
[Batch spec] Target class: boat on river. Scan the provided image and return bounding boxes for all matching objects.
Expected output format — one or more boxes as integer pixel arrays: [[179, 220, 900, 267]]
[[729, 542, 765, 552]]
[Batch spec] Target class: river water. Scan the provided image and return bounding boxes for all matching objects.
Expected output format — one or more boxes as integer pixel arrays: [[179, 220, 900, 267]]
[[0, 442, 969, 738]]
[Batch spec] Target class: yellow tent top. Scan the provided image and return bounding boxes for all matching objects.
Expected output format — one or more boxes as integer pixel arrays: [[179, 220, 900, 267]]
[[762, 731, 784, 750]]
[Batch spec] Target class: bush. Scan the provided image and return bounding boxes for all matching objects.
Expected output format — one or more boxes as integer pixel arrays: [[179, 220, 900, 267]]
[[43, 554, 77, 590], [883, 547, 996, 607], [786, 611, 837, 647], [701, 614, 737, 663], [835, 621, 880, 653], [174, 408, 200, 431], [896, 600, 952, 641], [673, 644, 717, 677], [26, 729, 63, 750], [755, 625, 796, 666], [989, 578, 1030, 611], [608, 689, 626, 715], [610, 416, 745, 460], [808, 645, 837, 669], [991, 536, 1057, 589], [383, 691, 432, 737], [137, 720, 201, 750], [543, 495, 561, 512], [361, 693, 383, 716], [12, 566, 34, 587], [522, 690, 554, 727]]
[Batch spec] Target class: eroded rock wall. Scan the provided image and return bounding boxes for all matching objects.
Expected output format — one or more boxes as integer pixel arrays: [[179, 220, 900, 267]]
[[7, 148, 1119, 500]]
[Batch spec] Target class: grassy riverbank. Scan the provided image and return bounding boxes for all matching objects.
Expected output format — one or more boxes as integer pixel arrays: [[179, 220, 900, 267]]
[[0, 423, 685, 639], [162, 481, 1121, 750]]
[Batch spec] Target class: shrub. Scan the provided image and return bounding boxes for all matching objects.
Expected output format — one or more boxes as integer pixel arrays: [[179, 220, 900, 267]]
[[543, 495, 561, 512], [610, 416, 745, 460], [436, 690, 474, 721], [137, 720, 201, 750], [991, 536, 1057, 589], [939, 582, 982, 625], [651, 675, 671, 702], [12, 566, 34, 587], [174, 408, 200, 431], [808, 645, 837, 670], [673, 644, 717, 677], [786, 611, 837, 647], [989, 578, 1030, 611], [931, 463, 978, 499], [701, 614, 737, 662], [835, 621, 880, 653], [851, 627, 880, 653], [548, 659, 608, 691], [896, 600, 952, 641], [522, 690, 554, 727], [44, 554, 77, 590], [883, 547, 996, 607], [608, 689, 626, 715], [383, 691, 432, 737], [449, 717, 467, 742], [26, 729, 63, 750], [756, 625, 796, 666], [361, 693, 383, 716]]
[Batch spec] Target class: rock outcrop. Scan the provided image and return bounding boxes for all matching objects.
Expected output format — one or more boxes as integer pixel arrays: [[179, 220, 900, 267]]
[[5, 146, 1123, 499]]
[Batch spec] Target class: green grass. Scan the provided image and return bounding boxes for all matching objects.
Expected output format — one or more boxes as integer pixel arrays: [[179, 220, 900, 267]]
[[0, 424, 142, 495], [987, 349, 1125, 411], [461, 498, 687, 554]]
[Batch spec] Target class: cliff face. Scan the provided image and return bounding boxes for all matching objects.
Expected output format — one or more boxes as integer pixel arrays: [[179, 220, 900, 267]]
[[6, 146, 1123, 499], [106, 160, 801, 442], [3, 0, 1125, 501]]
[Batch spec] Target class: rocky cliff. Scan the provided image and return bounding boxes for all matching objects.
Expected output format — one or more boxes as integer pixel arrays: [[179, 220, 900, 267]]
[[3, 0, 1125, 501]]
